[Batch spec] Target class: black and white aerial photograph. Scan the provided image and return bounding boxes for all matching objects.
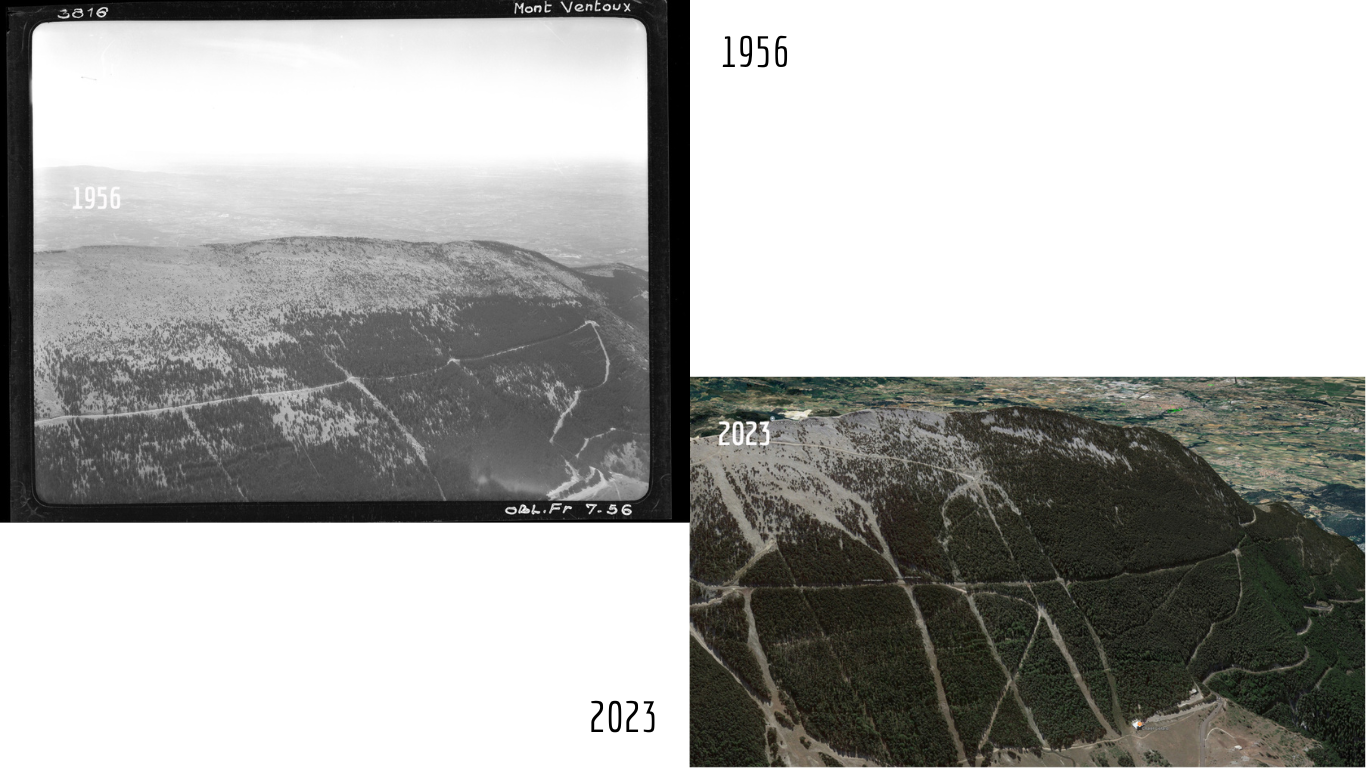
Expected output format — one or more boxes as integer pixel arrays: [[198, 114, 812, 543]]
[[31, 16, 652, 504]]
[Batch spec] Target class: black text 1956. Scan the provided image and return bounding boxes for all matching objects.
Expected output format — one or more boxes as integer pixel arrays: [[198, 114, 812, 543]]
[[723, 36, 787, 68]]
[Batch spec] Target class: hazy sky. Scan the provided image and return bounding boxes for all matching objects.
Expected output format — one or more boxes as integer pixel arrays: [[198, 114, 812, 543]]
[[33, 18, 647, 170]]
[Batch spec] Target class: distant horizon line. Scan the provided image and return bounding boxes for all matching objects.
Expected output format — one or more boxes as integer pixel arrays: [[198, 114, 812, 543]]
[[35, 159, 647, 173], [34, 235, 648, 269]]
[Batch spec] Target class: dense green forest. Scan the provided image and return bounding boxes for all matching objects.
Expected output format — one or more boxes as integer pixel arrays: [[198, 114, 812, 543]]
[[808, 586, 960, 766], [1014, 629, 1107, 748], [738, 550, 796, 587], [974, 592, 1039, 676], [943, 494, 1020, 583], [691, 637, 768, 767], [749, 586, 961, 765], [915, 585, 1006, 749], [946, 408, 1248, 581], [692, 594, 769, 704], [985, 693, 1040, 751], [1030, 582, 1119, 733]]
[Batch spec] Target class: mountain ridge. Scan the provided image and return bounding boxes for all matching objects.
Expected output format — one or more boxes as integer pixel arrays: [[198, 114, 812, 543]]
[[35, 237, 649, 502], [691, 406, 1363, 766]]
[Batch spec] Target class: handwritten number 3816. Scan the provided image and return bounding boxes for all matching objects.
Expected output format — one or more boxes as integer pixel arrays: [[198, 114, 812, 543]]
[[57, 7, 108, 19]]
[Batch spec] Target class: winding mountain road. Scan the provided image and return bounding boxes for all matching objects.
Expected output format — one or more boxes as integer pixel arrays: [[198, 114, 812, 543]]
[[549, 322, 611, 444], [1202, 646, 1312, 686]]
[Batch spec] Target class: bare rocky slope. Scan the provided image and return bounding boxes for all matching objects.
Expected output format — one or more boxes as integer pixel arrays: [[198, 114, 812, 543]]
[[690, 407, 1363, 767]]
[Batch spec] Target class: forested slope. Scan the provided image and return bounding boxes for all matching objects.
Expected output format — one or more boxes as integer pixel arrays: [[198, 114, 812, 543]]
[[34, 237, 649, 502], [690, 407, 1364, 766]]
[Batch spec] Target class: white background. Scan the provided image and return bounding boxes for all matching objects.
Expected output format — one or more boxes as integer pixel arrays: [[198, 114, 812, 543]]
[[1, 525, 686, 767], [692, 1, 1366, 375]]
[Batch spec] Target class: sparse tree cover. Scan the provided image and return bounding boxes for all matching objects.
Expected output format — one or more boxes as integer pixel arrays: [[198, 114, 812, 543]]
[[1142, 749, 1172, 766], [285, 298, 587, 378], [41, 319, 343, 416], [689, 466, 754, 584], [1089, 744, 1136, 766], [39, 389, 449, 504], [726, 473, 898, 586], [914, 585, 1008, 747], [983, 491, 1058, 582], [691, 637, 768, 767], [1307, 743, 1346, 767], [689, 406, 1366, 766], [691, 580, 718, 605], [829, 460, 955, 581], [36, 412, 236, 504], [189, 386, 438, 501], [692, 594, 770, 704]]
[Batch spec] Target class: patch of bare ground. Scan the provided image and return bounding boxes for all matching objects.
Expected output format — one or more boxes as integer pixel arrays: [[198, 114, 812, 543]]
[[1202, 701, 1320, 767], [993, 697, 1323, 768]]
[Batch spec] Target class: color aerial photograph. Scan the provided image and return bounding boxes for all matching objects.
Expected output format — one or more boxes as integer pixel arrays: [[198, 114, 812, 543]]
[[31, 18, 650, 503], [689, 378, 1364, 767]]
